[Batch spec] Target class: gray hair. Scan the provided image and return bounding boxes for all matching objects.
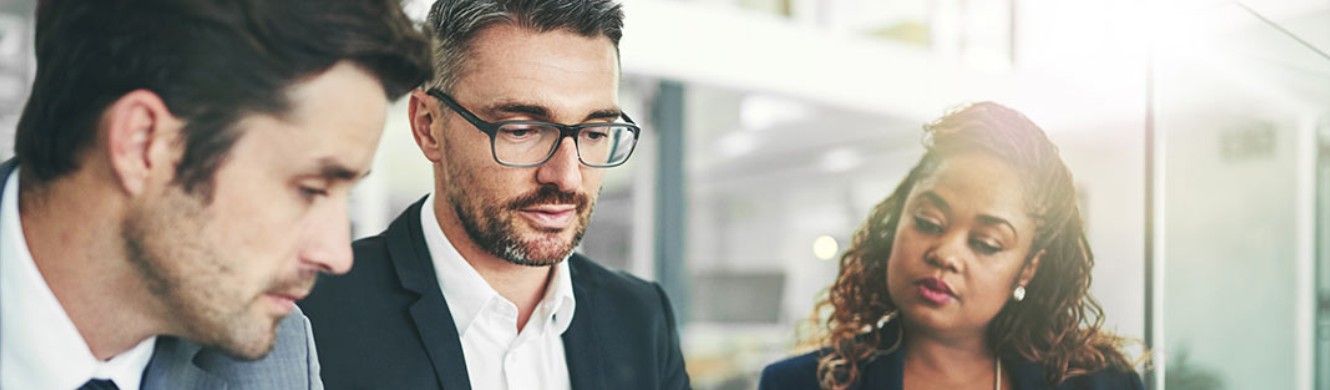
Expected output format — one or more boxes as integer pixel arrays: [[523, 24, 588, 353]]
[[424, 0, 625, 92]]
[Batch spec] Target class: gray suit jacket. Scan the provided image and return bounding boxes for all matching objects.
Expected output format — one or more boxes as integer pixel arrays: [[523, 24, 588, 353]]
[[0, 159, 324, 389], [140, 309, 324, 390]]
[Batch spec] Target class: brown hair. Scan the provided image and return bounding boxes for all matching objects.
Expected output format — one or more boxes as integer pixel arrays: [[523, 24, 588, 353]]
[[18, 0, 433, 199], [814, 102, 1135, 388]]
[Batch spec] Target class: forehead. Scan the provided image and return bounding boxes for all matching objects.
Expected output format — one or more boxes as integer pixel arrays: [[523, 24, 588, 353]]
[[907, 153, 1032, 225], [455, 24, 620, 111], [229, 63, 386, 175]]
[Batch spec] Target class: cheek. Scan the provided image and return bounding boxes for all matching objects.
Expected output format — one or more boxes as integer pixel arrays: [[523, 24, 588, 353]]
[[212, 196, 306, 277], [235, 218, 300, 276], [886, 228, 923, 270], [581, 167, 605, 189], [442, 127, 498, 173], [966, 260, 1025, 308], [444, 143, 516, 195], [884, 229, 918, 297]]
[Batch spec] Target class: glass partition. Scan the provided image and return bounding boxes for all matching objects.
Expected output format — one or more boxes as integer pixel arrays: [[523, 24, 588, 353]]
[[1152, 4, 1330, 390]]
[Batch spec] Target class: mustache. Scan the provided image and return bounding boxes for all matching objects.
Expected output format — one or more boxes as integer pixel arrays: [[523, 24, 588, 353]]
[[505, 185, 589, 211]]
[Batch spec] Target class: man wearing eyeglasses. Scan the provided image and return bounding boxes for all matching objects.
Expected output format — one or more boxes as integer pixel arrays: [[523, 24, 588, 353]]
[[299, 1, 690, 389]]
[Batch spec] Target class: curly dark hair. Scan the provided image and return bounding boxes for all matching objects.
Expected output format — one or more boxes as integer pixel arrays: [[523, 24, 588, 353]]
[[813, 102, 1135, 389]]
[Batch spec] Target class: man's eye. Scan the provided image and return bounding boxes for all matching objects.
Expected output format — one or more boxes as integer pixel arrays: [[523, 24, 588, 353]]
[[503, 129, 535, 137], [499, 125, 547, 140], [299, 186, 329, 201]]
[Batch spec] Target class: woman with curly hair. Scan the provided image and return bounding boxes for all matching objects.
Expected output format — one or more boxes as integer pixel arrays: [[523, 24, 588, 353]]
[[759, 102, 1143, 390]]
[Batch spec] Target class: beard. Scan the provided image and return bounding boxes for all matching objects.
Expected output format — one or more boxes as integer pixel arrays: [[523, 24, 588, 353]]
[[448, 184, 595, 267], [121, 188, 315, 360]]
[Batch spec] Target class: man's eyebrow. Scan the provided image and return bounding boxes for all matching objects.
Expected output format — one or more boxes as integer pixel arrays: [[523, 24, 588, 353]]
[[486, 102, 625, 123], [584, 109, 624, 122], [489, 103, 549, 120], [308, 158, 368, 182]]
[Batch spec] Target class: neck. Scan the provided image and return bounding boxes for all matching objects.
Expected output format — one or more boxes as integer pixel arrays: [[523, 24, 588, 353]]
[[901, 319, 999, 389], [18, 175, 165, 360], [434, 199, 554, 332]]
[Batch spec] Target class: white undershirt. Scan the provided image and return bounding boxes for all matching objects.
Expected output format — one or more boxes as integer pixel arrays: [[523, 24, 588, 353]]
[[0, 168, 157, 390], [420, 193, 575, 390]]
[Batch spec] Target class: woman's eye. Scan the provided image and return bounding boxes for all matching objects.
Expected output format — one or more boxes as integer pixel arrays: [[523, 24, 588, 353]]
[[913, 216, 943, 234], [971, 239, 1002, 255]]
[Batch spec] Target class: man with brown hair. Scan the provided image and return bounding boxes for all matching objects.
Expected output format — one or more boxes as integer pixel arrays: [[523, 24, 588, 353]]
[[1, 0, 431, 388]]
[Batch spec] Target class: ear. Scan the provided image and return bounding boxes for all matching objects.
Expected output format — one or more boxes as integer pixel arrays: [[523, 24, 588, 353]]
[[1017, 249, 1044, 288], [103, 89, 183, 196], [409, 89, 445, 163]]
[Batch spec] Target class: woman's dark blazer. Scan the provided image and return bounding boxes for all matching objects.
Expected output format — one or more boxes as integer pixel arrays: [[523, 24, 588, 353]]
[[758, 322, 1143, 390]]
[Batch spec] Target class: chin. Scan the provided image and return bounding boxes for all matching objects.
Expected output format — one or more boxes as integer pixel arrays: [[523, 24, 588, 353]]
[[898, 304, 944, 324], [207, 313, 283, 361], [524, 233, 578, 256], [216, 331, 279, 361], [222, 341, 277, 361]]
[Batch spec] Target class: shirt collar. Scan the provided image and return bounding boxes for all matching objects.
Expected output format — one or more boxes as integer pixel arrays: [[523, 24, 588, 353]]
[[543, 258, 576, 335], [420, 193, 577, 336], [0, 168, 158, 390]]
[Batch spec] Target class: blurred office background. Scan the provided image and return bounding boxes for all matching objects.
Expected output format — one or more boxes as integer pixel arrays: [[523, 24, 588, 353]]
[[3, 0, 1330, 389]]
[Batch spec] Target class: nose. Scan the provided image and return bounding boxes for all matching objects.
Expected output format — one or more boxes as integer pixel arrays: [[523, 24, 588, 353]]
[[300, 198, 354, 275], [925, 233, 965, 273], [535, 137, 584, 193]]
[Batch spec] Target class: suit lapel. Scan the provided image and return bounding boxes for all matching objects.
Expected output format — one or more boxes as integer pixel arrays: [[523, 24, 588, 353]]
[[141, 337, 228, 390], [388, 198, 471, 390], [561, 256, 604, 390]]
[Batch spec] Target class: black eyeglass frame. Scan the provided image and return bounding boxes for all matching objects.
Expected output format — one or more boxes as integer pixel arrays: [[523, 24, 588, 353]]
[[426, 88, 641, 168]]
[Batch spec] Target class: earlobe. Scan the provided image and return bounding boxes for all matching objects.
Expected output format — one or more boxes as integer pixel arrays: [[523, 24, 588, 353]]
[[104, 89, 181, 196], [408, 89, 444, 163]]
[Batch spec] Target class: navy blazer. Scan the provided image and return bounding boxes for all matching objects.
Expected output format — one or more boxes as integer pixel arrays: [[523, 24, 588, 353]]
[[759, 321, 1142, 390], [300, 197, 691, 390]]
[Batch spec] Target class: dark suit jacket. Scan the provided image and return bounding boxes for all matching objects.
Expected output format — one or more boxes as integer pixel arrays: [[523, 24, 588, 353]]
[[0, 159, 324, 389], [758, 320, 1142, 390], [300, 198, 691, 390]]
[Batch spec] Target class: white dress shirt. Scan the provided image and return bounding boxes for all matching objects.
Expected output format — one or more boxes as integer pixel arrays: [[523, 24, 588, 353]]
[[420, 193, 576, 390], [0, 169, 157, 390]]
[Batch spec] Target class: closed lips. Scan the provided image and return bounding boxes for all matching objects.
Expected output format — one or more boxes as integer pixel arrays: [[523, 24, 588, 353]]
[[918, 277, 954, 296]]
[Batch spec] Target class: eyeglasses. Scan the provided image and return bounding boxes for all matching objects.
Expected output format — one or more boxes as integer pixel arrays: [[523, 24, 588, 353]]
[[427, 88, 641, 168]]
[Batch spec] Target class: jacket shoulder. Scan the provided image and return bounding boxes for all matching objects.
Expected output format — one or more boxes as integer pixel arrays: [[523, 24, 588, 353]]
[[759, 351, 824, 390], [299, 226, 445, 389], [564, 253, 691, 389], [569, 253, 657, 294], [567, 253, 676, 321], [567, 253, 673, 326], [300, 233, 397, 311]]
